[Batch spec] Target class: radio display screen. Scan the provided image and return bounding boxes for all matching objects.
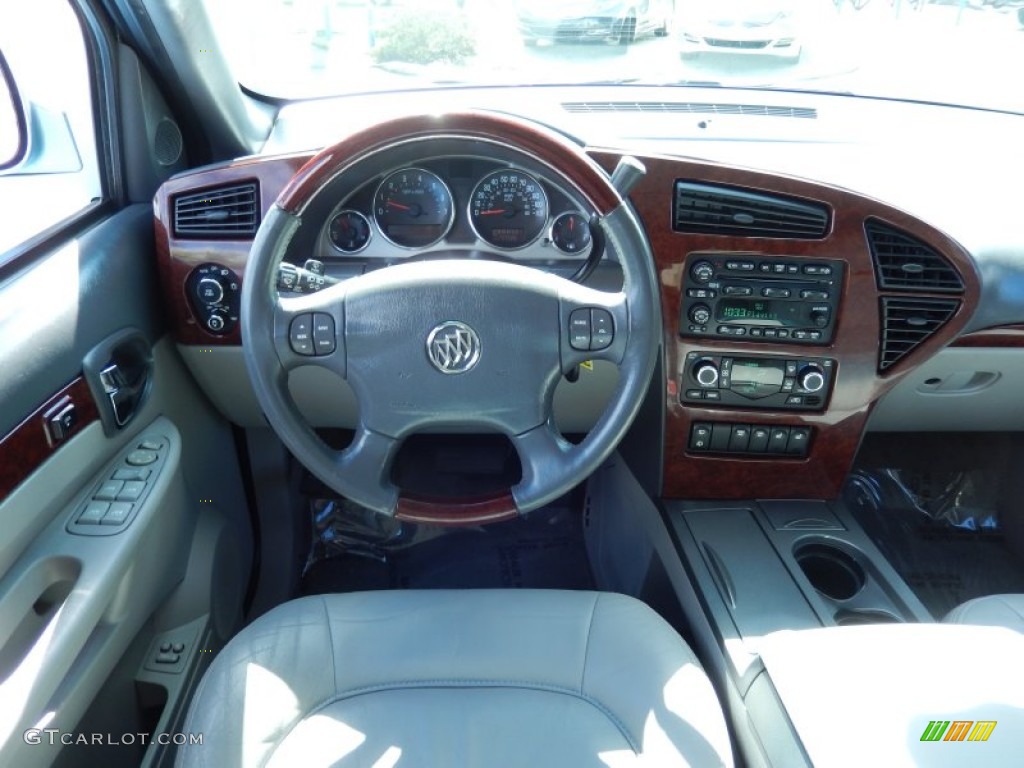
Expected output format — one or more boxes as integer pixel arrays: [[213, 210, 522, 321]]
[[716, 299, 801, 327]]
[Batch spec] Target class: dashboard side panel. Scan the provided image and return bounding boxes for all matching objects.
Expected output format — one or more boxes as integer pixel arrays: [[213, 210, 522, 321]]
[[952, 324, 1024, 348], [587, 150, 981, 500], [153, 153, 312, 346]]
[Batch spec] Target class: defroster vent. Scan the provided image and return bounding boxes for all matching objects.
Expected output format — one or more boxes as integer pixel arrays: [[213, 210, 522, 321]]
[[674, 181, 829, 239], [878, 297, 960, 371], [865, 219, 964, 293], [173, 182, 259, 238]]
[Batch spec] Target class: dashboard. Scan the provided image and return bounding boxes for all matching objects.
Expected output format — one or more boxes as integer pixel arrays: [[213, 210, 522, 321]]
[[152, 90, 1024, 504]]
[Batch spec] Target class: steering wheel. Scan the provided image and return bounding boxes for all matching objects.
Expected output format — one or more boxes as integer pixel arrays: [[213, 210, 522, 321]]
[[241, 112, 659, 525]]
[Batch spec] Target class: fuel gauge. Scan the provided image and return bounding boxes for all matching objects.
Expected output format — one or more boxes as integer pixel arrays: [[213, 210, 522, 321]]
[[328, 210, 372, 253], [550, 212, 592, 254]]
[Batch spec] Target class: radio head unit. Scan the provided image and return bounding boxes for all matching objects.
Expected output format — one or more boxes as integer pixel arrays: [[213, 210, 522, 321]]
[[680, 254, 843, 344]]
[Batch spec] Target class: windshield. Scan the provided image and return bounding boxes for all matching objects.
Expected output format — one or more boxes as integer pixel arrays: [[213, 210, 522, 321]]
[[206, 0, 1024, 114]]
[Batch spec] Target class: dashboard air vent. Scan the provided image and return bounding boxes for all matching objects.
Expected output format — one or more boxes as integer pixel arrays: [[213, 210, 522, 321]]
[[879, 297, 960, 371], [173, 182, 259, 238], [562, 102, 817, 119], [674, 181, 829, 239], [865, 220, 964, 293]]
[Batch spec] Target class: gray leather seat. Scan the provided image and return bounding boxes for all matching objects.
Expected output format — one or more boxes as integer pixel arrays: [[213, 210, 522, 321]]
[[944, 594, 1024, 633], [176, 590, 733, 767]]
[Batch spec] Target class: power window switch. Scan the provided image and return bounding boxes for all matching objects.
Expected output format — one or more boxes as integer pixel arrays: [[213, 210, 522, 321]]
[[102, 502, 133, 526], [78, 502, 109, 525], [155, 651, 180, 664], [138, 439, 162, 451], [94, 481, 124, 501], [113, 467, 150, 481], [117, 481, 146, 501]]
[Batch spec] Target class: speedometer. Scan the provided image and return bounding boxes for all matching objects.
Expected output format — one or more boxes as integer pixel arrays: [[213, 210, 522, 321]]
[[373, 168, 454, 248], [468, 170, 549, 250]]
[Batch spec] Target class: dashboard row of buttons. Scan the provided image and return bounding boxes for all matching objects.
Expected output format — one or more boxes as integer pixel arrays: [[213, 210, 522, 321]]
[[699, 325, 824, 341], [75, 439, 163, 528], [569, 308, 614, 352], [719, 286, 830, 300], [723, 260, 834, 276], [690, 422, 810, 457]]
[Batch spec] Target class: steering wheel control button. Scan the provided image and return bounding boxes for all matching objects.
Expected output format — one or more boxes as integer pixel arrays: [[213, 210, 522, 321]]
[[590, 309, 614, 350], [127, 449, 158, 466], [289, 314, 315, 356], [312, 313, 336, 355], [569, 309, 591, 350], [102, 502, 133, 526], [426, 321, 481, 374], [78, 502, 109, 525], [94, 481, 124, 501]]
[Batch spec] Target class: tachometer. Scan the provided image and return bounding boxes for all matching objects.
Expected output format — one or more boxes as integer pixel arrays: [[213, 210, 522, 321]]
[[550, 212, 592, 254], [373, 168, 454, 248], [468, 170, 549, 250]]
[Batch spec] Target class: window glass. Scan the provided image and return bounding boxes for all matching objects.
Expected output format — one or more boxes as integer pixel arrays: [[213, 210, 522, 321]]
[[0, 0, 101, 259]]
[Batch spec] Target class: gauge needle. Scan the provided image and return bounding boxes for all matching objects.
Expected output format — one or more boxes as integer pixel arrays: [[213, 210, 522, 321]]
[[479, 209, 507, 216], [387, 201, 412, 211]]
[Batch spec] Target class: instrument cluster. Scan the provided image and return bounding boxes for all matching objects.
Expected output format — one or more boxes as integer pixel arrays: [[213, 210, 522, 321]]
[[318, 158, 594, 262]]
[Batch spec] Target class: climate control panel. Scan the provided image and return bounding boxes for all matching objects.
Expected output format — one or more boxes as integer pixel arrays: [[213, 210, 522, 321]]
[[682, 351, 835, 411]]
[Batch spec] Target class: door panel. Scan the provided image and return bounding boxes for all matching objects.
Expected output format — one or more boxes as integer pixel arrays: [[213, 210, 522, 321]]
[[0, 205, 252, 766]]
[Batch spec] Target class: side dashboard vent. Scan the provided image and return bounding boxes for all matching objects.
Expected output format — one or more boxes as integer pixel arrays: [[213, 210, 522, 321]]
[[865, 220, 964, 293], [879, 297, 960, 371], [173, 182, 259, 238], [674, 181, 829, 239]]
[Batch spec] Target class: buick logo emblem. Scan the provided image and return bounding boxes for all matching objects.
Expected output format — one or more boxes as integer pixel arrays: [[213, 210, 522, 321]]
[[426, 321, 481, 374]]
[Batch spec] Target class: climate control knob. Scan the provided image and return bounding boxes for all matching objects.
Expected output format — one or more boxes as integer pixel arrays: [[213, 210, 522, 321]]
[[693, 361, 720, 388], [689, 304, 712, 326], [691, 260, 715, 284], [798, 365, 826, 393]]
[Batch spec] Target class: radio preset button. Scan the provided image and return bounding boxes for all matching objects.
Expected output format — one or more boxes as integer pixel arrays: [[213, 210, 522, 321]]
[[686, 288, 717, 299], [723, 285, 752, 296], [801, 290, 830, 300], [725, 260, 755, 271], [762, 287, 791, 298], [792, 330, 809, 340], [803, 264, 832, 276], [716, 326, 747, 336], [749, 328, 763, 337], [777, 329, 790, 338], [691, 261, 715, 283], [763, 329, 778, 338]]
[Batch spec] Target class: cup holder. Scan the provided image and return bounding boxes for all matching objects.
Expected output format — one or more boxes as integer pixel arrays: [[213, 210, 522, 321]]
[[794, 543, 865, 601], [834, 608, 902, 626]]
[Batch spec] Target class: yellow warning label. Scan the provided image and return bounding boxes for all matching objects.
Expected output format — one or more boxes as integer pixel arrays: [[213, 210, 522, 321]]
[[580, 361, 594, 371]]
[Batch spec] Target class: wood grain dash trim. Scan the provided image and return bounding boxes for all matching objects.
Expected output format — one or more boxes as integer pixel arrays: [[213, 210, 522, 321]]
[[0, 377, 99, 502]]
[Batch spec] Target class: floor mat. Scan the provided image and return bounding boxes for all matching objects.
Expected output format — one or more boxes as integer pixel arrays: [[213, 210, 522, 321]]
[[846, 470, 1024, 620], [301, 503, 594, 594]]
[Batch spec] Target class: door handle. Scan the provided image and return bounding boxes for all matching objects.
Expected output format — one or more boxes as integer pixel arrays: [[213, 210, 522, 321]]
[[83, 328, 153, 434]]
